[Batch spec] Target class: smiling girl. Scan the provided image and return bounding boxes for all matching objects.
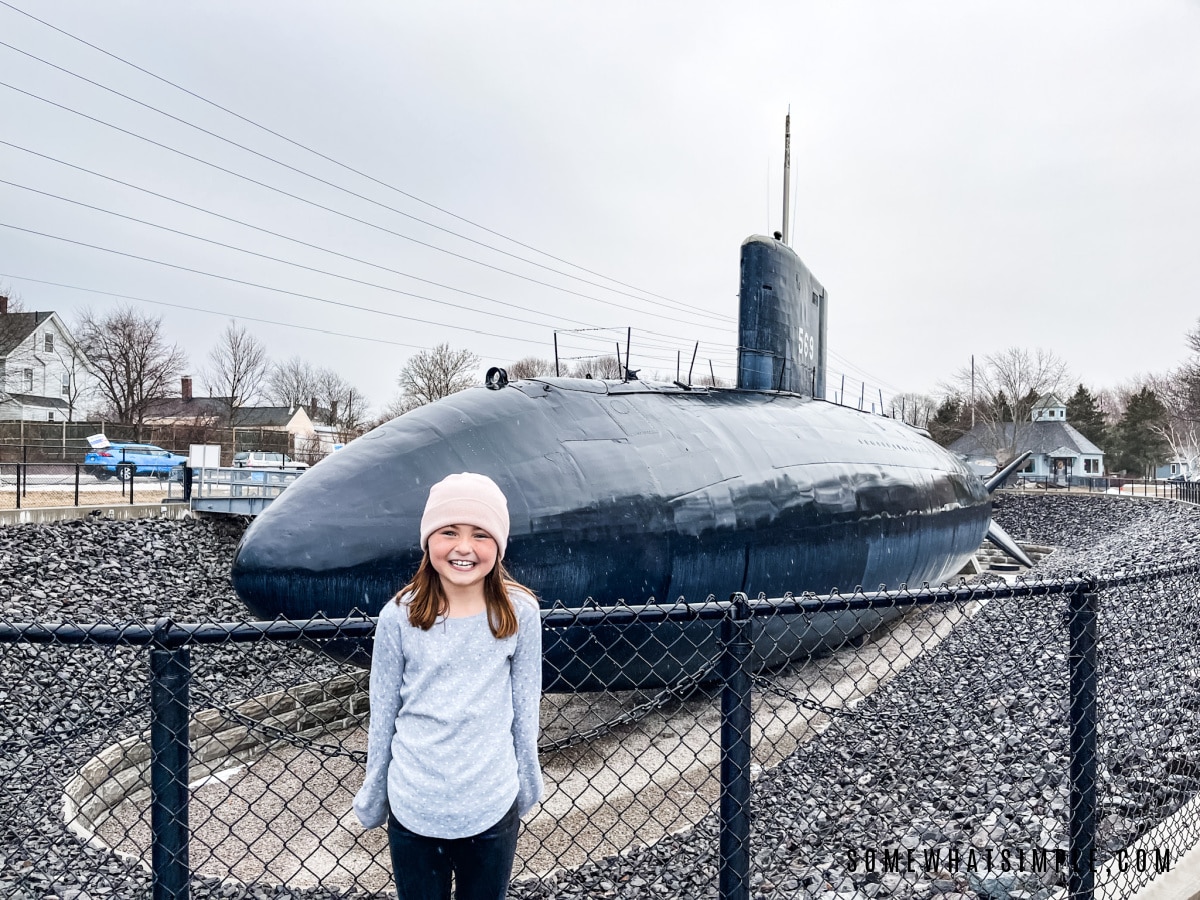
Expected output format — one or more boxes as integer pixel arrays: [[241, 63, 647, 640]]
[[353, 473, 543, 900]]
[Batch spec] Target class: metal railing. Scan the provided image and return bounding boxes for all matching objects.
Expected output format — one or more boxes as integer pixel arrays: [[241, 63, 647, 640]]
[[187, 466, 304, 515], [0, 464, 307, 513], [3, 565, 1200, 899]]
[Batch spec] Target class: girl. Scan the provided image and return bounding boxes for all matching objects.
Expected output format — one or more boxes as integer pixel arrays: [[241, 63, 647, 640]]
[[353, 472, 543, 900]]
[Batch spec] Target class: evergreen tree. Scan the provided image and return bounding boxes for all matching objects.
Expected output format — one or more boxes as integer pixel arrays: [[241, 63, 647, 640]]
[[1066, 384, 1107, 448], [1110, 387, 1170, 476], [928, 395, 970, 447], [994, 390, 1012, 423]]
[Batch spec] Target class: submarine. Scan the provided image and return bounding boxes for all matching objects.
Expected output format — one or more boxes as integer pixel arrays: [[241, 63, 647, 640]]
[[231, 233, 1029, 691]]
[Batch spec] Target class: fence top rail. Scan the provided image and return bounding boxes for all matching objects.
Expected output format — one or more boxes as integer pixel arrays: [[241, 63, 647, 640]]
[[0, 616, 378, 647], [1, 564, 1195, 646]]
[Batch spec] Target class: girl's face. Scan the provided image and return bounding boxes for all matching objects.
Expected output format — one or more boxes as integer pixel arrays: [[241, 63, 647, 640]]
[[427, 523, 499, 593]]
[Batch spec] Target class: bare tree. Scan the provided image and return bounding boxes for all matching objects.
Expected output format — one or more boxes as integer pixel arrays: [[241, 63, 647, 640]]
[[48, 336, 96, 421], [76, 305, 187, 427], [0, 284, 27, 314], [889, 392, 939, 429], [943, 347, 1070, 464], [696, 368, 731, 387], [568, 355, 624, 379], [1139, 322, 1200, 473], [265, 356, 319, 408], [506, 356, 556, 380], [395, 343, 480, 413], [1142, 372, 1200, 474], [314, 367, 369, 431], [203, 320, 269, 426]]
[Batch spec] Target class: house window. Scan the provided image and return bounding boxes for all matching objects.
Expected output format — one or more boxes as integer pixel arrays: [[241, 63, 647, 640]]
[[44, 333, 54, 352], [1084, 459, 1099, 474], [23, 368, 33, 391], [61, 373, 70, 397], [47, 411, 55, 422]]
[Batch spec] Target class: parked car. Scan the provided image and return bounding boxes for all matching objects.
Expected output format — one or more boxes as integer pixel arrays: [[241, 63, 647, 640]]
[[231, 451, 309, 470], [84, 443, 188, 481]]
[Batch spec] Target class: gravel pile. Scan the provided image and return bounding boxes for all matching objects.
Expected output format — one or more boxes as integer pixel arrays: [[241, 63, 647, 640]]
[[3, 496, 1200, 900]]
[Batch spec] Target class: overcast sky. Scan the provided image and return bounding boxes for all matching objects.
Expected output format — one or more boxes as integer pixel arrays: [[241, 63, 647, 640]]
[[2, 1, 1199, 415]]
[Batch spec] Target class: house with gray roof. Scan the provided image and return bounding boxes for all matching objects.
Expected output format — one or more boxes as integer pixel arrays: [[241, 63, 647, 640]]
[[143, 377, 319, 433], [948, 394, 1104, 483], [0, 303, 98, 421]]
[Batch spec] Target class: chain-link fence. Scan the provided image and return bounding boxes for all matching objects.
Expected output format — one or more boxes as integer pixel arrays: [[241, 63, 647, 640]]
[[2, 567, 1199, 899]]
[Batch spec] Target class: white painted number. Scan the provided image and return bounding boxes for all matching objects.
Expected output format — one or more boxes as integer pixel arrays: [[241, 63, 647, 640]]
[[797, 327, 815, 361]]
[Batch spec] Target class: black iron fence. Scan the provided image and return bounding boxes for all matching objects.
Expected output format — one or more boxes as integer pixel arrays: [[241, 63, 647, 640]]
[[1007, 473, 1200, 502], [0, 423, 294, 465], [3, 568, 1200, 899], [0, 462, 187, 511]]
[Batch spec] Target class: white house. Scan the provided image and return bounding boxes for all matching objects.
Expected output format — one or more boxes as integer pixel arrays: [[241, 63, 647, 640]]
[[1031, 393, 1068, 423], [0, 306, 98, 421], [949, 394, 1105, 483]]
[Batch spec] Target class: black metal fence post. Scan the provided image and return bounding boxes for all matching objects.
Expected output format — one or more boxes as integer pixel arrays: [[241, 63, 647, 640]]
[[74, 463, 80, 507], [1068, 586, 1099, 900], [15, 462, 20, 510], [149, 637, 191, 900], [719, 592, 752, 900]]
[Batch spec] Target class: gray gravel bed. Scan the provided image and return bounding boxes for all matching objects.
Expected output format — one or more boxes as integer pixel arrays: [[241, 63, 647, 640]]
[[3, 496, 1199, 900]]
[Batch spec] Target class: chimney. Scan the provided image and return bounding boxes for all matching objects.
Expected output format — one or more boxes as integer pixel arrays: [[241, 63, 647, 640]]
[[329, 399, 338, 424], [0, 294, 8, 315], [309, 396, 318, 419], [181, 376, 193, 401]]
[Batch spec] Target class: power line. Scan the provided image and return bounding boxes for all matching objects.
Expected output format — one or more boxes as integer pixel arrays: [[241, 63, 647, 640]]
[[0, 220, 732, 363], [0, 177, 583, 335], [825, 348, 908, 397], [0, 4, 913, 399], [0, 272, 738, 380], [0, 272, 439, 352], [0, 35, 733, 326], [0, 221, 537, 344], [0, 0, 715, 314], [0, 78, 735, 333], [0, 140, 739, 351]]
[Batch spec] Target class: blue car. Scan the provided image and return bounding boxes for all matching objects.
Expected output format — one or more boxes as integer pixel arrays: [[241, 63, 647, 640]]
[[84, 442, 189, 482]]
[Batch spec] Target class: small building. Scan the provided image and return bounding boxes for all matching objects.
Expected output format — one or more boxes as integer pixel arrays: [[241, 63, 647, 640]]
[[143, 378, 316, 432], [948, 395, 1104, 484], [0, 305, 98, 421], [1156, 458, 1194, 480]]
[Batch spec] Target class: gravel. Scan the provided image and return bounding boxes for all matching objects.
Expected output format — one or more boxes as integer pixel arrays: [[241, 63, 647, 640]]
[[2, 495, 1200, 900]]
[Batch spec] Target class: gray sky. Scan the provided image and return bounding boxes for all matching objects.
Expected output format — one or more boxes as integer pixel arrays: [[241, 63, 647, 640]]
[[3, 1, 1199, 415]]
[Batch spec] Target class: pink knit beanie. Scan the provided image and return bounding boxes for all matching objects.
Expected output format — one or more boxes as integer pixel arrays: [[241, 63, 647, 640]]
[[419, 473, 510, 558]]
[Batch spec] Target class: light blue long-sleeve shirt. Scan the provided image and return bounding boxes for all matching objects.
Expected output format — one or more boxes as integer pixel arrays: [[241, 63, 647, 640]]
[[352, 589, 544, 838]]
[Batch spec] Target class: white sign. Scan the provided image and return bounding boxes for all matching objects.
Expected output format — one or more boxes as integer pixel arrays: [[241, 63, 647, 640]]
[[189, 444, 221, 468], [86, 433, 110, 449]]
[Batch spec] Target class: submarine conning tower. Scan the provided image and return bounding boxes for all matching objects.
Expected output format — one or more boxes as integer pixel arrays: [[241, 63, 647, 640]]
[[737, 235, 828, 397]]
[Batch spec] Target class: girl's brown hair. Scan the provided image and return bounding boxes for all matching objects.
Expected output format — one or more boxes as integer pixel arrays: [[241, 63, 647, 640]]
[[395, 553, 531, 639]]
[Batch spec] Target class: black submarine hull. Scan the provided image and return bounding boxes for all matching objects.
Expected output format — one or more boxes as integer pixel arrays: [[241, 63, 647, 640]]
[[231, 379, 990, 690]]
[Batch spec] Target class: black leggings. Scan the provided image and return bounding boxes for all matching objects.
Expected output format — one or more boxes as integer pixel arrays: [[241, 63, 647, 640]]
[[387, 801, 520, 900]]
